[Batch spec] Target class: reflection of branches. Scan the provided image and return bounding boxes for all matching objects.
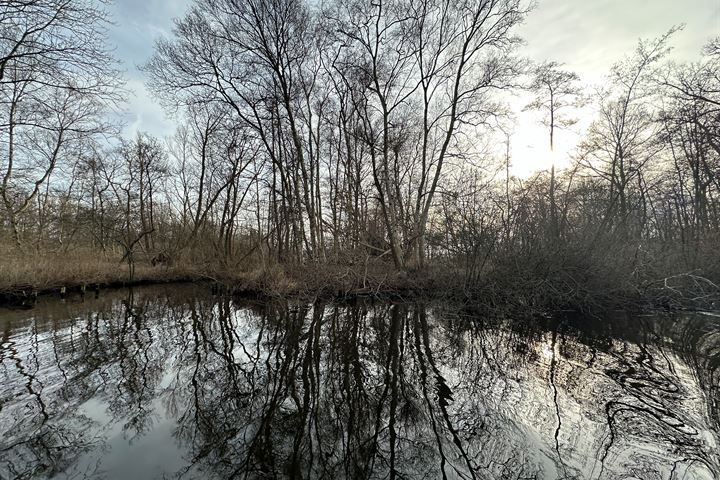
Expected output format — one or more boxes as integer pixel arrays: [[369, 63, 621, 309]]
[[548, 329, 566, 475], [1, 289, 719, 479], [413, 308, 451, 480], [416, 307, 477, 480], [596, 316, 719, 477]]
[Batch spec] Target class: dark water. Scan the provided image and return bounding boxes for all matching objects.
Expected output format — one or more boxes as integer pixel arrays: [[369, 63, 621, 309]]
[[1, 285, 719, 479]]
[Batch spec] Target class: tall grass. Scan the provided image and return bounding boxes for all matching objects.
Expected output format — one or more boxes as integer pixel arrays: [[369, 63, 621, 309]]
[[0, 249, 198, 294]]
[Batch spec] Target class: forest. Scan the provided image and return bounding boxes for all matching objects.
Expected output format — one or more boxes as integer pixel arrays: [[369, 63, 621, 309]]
[[1, 0, 719, 312]]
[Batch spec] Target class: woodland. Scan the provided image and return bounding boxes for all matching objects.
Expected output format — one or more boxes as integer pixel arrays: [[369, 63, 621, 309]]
[[1, 0, 719, 311]]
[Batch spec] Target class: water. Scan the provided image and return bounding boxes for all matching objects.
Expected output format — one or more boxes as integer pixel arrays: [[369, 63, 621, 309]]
[[0, 284, 718, 479]]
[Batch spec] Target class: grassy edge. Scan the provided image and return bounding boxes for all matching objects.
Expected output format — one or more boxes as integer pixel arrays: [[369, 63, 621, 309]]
[[2, 260, 717, 316]]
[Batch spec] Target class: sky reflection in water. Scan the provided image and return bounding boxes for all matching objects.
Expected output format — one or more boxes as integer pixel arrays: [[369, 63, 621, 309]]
[[0, 284, 718, 479]]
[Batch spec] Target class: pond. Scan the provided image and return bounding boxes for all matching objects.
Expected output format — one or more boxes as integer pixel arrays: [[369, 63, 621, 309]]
[[0, 284, 718, 479]]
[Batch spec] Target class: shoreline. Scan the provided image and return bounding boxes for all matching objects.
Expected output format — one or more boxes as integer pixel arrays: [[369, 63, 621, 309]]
[[2, 261, 718, 315]]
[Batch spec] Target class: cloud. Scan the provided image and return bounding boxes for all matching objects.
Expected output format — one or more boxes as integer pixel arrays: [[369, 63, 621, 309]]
[[106, 0, 718, 174], [518, 0, 716, 80], [107, 0, 193, 139], [507, 0, 718, 175], [118, 79, 177, 139]]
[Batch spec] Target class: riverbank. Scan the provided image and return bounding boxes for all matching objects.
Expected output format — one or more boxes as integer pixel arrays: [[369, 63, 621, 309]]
[[0, 253, 451, 307], [225, 262, 720, 314], [2, 250, 719, 313], [0, 252, 205, 306]]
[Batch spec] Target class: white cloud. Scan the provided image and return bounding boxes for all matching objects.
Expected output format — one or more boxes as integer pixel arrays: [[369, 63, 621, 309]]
[[508, 0, 719, 176], [107, 0, 193, 139], [119, 79, 177, 139], [106, 0, 718, 173]]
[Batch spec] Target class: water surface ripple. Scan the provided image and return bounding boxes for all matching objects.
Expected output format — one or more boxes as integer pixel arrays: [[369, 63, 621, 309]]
[[0, 285, 718, 479]]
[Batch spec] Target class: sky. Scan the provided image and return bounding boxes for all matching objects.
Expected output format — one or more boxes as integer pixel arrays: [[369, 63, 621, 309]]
[[511, 0, 720, 176], [107, 0, 720, 177], [108, 0, 192, 139]]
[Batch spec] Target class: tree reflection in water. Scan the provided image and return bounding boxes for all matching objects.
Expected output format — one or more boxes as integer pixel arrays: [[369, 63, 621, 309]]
[[0, 285, 718, 479]]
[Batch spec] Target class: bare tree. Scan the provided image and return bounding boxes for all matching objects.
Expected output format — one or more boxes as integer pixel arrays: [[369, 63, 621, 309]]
[[406, 0, 526, 267], [657, 36, 720, 248], [145, 0, 321, 262], [580, 29, 679, 239], [329, 0, 526, 268], [525, 61, 584, 236], [0, 0, 120, 249], [104, 134, 165, 280]]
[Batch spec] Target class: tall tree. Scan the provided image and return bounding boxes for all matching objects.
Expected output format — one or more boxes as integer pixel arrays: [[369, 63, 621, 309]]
[[407, 0, 526, 267], [0, 0, 119, 248], [526, 61, 583, 237], [329, 0, 526, 268], [145, 0, 320, 262], [581, 29, 679, 239]]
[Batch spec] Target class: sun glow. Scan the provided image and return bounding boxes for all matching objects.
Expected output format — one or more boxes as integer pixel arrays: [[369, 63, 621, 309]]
[[507, 101, 593, 180], [508, 124, 575, 179]]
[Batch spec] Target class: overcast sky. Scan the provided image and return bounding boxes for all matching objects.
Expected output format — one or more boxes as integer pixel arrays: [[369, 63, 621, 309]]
[[107, 0, 720, 175]]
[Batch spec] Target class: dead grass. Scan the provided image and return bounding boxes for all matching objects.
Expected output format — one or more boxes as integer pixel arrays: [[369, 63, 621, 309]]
[[1, 247, 717, 313], [0, 249, 203, 296], [221, 262, 462, 304]]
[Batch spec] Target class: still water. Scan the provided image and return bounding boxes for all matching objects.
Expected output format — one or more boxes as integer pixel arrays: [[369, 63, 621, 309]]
[[0, 284, 718, 479]]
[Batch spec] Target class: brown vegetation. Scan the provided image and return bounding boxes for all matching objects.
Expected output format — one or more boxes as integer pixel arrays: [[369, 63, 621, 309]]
[[1, 1, 718, 314]]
